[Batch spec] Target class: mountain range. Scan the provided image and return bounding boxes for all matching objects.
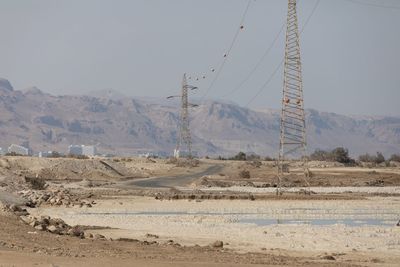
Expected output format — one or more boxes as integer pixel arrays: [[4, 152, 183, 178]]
[[0, 78, 399, 157]]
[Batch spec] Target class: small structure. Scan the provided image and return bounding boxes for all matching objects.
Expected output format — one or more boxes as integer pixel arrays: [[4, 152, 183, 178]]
[[68, 145, 83, 156], [82, 145, 97, 156], [68, 145, 97, 156], [8, 144, 30, 156], [38, 151, 57, 158], [0, 147, 4, 155]]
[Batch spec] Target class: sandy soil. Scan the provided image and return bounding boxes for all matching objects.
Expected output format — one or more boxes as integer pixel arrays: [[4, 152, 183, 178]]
[[203, 160, 400, 187]]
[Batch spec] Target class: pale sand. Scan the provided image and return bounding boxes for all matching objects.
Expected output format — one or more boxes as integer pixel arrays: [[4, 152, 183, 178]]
[[30, 196, 400, 255]]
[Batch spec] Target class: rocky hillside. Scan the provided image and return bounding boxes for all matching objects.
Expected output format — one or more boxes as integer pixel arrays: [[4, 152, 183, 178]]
[[0, 78, 398, 157]]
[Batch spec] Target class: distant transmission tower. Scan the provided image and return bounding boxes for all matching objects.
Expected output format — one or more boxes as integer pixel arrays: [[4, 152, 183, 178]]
[[169, 74, 198, 158], [277, 0, 309, 194]]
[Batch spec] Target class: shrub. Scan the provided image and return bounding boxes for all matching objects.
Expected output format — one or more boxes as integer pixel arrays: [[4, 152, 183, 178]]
[[264, 156, 274, 161], [310, 147, 355, 164], [25, 176, 46, 190], [359, 153, 374, 162], [47, 151, 63, 158], [359, 152, 385, 164], [389, 154, 400, 162], [375, 152, 385, 164], [246, 154, 261, 161], [309, 149, 331, 161], [230, 152, 247, 161], [239, 170, 250, 179], [5, 152, 23, 156], [330, 147, 352, 164], [67, 154, 89, 159]]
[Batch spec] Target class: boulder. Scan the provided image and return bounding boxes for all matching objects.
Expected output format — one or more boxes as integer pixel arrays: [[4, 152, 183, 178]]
[[93, 234, 106, 240], [211, 240, 223, 248], [47, 225, 61, 234], [68, 226, 84, 238]]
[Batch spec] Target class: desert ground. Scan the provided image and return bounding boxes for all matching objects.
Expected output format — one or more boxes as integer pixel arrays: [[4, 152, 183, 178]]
[[1, 156, 400, 266]]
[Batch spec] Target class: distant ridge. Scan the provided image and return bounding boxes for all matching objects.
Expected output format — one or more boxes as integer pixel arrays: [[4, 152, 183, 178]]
[[0, 78, 398, 157]]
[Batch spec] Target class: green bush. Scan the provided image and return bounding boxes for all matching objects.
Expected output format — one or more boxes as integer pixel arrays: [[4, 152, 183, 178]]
[[230, 152, 247, 161], [389, 154, 400, 162], [310, 147, 354, 164], [359, 152, 385, 164]]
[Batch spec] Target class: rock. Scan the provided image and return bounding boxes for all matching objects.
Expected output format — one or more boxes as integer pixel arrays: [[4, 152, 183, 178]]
[[67, 226, 84, 238], [9, 204, 21, 212], [47, 225, 60, 234], [145, 233, 159, 239], [30, 220, 39, 228], [396, 220, 400, 227], [81, 179, 93, 187], [14, 210, 29, 216], [211, 240, 223, 248], [20, 215, 33, 224], [49, 218, 66, 227], [93, 234, 106, 240], [321, 255, 336, 261], [84, 232, 93, 239], [39, 216, 50, 226], [35, 224, 46, 231]]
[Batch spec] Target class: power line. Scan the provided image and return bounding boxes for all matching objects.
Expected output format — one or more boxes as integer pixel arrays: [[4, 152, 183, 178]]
[[200, 0, 253, 101], [222, 23, 285, 98], [245, 0, 321, 107], [344, 0, 400, 10], [245, 60, 283, 107]]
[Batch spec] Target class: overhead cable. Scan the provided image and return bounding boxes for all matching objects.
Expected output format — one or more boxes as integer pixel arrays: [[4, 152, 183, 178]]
[[200, 0, 253, 102], [245, 0, 321, 107]]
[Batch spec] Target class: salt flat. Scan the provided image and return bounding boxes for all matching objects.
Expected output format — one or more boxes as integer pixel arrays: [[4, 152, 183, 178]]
[[30, 195, 400, 255]]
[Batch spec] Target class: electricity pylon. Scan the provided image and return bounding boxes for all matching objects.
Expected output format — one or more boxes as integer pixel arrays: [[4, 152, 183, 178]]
[[168, 73, 198, 158], [277, 0, 309, 194]]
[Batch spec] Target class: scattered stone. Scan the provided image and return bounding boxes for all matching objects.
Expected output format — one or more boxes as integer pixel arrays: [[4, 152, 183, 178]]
[[84, 232, 94, 239], [116, 238, 139, 242], [211, 240, 224, 248], [47, 225, 60, 234], [35, 224, 46, 231], [20, 215, 33, 224], [93, 234, 106, 240], [321, 255, 336, 261], [67, 226, 84, 238], [145, 233, 159, 239]]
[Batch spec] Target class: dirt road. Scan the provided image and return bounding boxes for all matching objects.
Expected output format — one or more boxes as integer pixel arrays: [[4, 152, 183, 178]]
[[124, 164, 223, 188]]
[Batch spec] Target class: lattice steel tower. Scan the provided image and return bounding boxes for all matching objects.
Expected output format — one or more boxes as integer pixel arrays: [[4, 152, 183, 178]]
[[175, 73, 193, 158], [277, 0, 309, 193]]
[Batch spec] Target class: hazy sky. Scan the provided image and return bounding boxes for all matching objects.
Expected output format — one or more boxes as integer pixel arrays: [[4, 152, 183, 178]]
[[0, 0, 399, 116]]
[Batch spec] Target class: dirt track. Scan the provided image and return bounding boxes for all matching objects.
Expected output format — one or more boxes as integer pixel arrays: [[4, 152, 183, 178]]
[[125, 164, 223, 188]]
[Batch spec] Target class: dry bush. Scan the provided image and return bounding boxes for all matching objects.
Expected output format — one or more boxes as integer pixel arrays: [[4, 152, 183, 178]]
[[239, 170, 251, 179], [25, 176, 46, 190], [166, 157, 178, 164], [176, 158, 199, 168]]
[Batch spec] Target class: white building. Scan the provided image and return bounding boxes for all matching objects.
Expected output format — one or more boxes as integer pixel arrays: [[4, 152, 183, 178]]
[[39, 151, 55, 158], [0, 147, 4, 155], [68, 145, 97, 156], [82, 145, 97, 156], [68, 145, 83, 156], [8, 144, 29, 156]]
